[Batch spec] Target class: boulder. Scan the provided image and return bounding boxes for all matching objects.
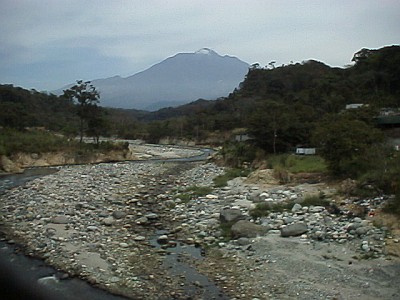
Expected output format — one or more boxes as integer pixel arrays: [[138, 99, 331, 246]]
[[219, 208, 244, 223], [280, 222, 308, 237], [231, 220, 269, 238]]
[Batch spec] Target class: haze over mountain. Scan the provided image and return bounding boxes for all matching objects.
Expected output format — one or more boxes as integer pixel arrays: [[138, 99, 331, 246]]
[[55, 48, 249, 111]]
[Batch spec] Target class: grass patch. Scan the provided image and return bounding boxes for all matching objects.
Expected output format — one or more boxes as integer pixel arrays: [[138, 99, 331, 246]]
[[213, 168, 251, 187], [267, 154, 327, 174], [249, 202, 293, 218], [174, 193, 192, 203], [174, 185, 213, 203], [184, 185, 213, 196], [301, 193, 330, 207], [0, 128, 72, 155], [0, 128, 128, 156]]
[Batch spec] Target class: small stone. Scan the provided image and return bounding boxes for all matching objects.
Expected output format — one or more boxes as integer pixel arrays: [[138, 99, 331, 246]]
[[87, 226, 98, 231], [119, 242, 129, 248], [220, 208, 244, 223], [112, 211, 126, 219], [136, 216, 148, 225], [50, 216, 69, 224], [356, 227, 369, 236], [110, 276, 121, 283], [281, 222, 308, 237], [361, 244, 370, 252], [102, 217, 115, 226], [145, 213, 159, 220], [98, 210, 109, 217], [291, 203, 302, 213], [157, 235, 169, 244], [308, 206, 325, 213], [237, 237, 251, 245]]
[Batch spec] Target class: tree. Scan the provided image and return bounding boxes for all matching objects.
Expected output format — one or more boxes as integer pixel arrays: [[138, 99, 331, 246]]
[[351, 48, 372, 65], [63, 80, 100, 143], [247, 100, 291, 154], [312, 114, 384, 177]]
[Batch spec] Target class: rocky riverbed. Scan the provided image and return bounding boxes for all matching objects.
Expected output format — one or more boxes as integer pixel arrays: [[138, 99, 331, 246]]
[[0, 148, 399, 299]]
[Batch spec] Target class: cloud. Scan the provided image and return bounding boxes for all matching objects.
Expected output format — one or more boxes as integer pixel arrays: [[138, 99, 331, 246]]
[[0, 0, 399, 90]]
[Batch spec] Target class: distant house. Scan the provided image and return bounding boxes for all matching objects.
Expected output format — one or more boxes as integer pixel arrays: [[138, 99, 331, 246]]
[[232, 128, 252, 142], [235, 134, 252, 142], [345, 103, 367, 110], [295, 147, 316, 155]]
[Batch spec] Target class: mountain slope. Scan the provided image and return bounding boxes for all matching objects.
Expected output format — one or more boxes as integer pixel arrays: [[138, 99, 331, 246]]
[[56, 48, 249, 111]]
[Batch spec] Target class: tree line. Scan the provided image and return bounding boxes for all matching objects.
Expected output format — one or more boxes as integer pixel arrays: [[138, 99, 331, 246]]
[[1, 45, 399, 175]]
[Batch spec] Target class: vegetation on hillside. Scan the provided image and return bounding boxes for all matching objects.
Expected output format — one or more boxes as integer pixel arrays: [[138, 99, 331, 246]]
[[1, 46, 400, 211]]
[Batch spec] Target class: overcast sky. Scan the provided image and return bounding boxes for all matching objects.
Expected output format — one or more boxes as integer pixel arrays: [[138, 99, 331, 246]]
[[1, 0, 399, 91]]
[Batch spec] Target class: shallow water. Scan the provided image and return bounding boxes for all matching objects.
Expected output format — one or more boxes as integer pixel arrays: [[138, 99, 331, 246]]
[[150, 231, 228, 299], [0, 239, 130, 300], [0, 167, 59, 191]]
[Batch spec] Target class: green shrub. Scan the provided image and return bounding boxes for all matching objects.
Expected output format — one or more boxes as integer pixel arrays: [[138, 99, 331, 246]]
[[184, 185, 213, 197], [0, 128, 71, 155], [220, 141, 257, 168], [267, 154, 327, 174], [174, 193, 192, 203], [302, 193, 330, 207], [382, 194, 400, 216], [273, 165, 291, 183], [286, 155, 327, 173], [249, 202, 293, 218], [174, 185, 214, 204], [0, 128, 129, 156]]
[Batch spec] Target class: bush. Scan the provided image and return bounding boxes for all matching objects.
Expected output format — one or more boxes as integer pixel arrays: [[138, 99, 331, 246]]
[[220, 141, 257, 168], [0, 128, 129, 156], [382, 194, 400, 216], [0, 128, 71, 155], [267, 154, 327, 174], [301, 193, 330, 207], [249, 202, 293, 218], [273, 165, 291, 183], [174, 185, 214, 203], [312, 115, 384, 177], [184, 185, 213, 196]]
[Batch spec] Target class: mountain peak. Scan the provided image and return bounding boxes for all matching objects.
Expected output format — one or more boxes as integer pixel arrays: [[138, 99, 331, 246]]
[[195, 48, 218, 55]]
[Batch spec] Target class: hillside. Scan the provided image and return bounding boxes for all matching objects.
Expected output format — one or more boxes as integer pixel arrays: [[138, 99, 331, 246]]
[[2, 45, 399, 147]]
